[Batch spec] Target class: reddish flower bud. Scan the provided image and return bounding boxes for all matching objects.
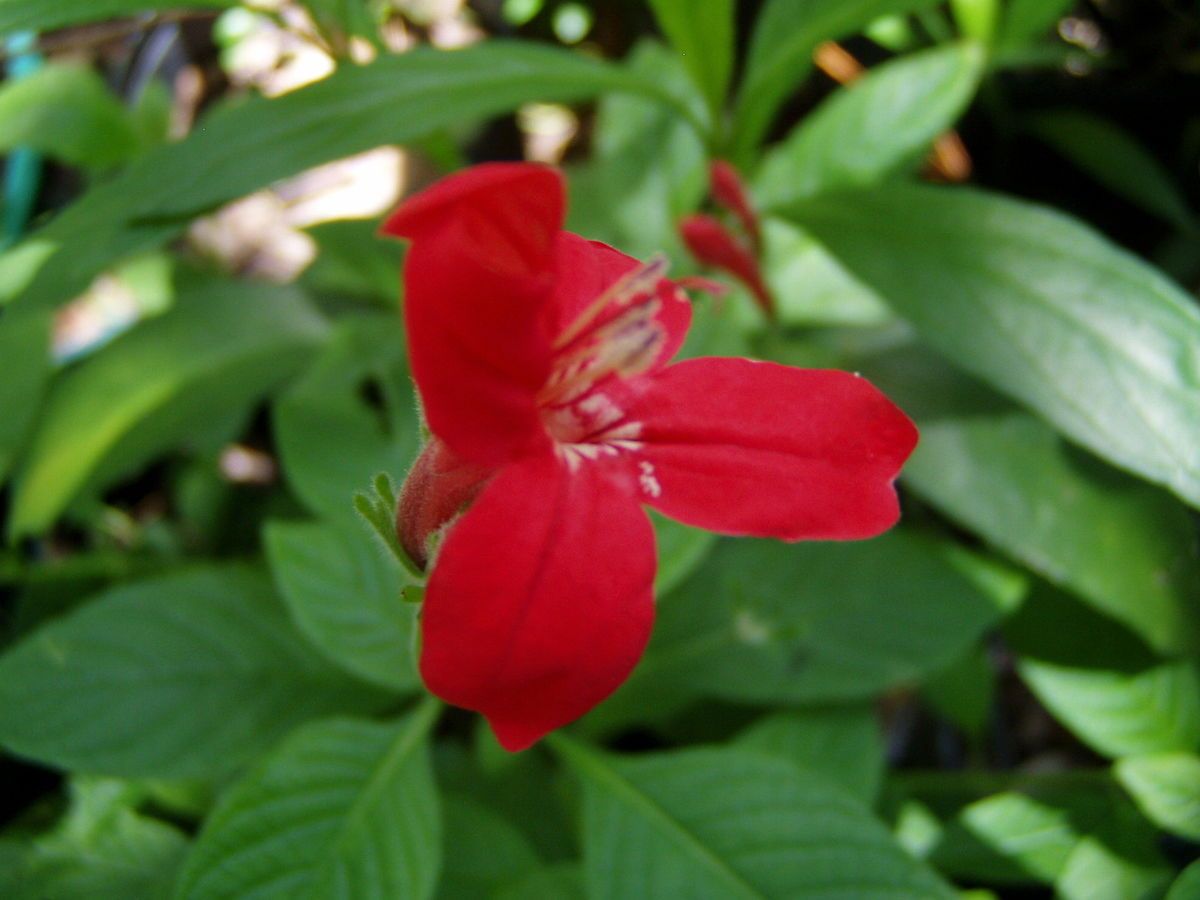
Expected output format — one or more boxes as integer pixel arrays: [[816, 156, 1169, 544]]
[[396, 438, 495, 570], [709, 160, 762, 253], [679, 213, 776, 320]]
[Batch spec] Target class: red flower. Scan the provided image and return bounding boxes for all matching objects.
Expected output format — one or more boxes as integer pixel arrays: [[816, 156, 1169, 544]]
[[382, 163, 917, 751]]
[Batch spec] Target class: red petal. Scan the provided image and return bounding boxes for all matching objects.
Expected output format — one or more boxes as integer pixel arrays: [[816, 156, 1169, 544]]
[[548, 233, 692, 368], [392, 165, 566, 464], [383, 163, 562, 277], [420, 452, 656, 751], [627, 358, 918, 541]]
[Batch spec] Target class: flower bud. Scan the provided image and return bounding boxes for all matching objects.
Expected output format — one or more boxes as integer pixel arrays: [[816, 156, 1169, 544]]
[[709, 160, 762, 253], [396, 438, 495, 570], [679, 214, 776, 320]]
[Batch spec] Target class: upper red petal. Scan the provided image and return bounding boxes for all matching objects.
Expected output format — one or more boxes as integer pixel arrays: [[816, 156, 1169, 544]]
[[626, 357, 918, 541], [548, 233, 692, 370], [390, 164, 566, 464], [419, 452, 656, 751]]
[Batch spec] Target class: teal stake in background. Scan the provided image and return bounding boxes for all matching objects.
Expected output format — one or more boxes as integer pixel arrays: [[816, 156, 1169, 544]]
[[2, 31, 43, 250]]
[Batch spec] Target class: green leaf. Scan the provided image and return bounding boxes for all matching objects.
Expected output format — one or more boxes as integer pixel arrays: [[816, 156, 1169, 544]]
[[1, 776, 189, 900], [788, 183, 1200, 509], [1168, 861, 1200, 900], [922, 645, 995, 740], [274, 315, 416, 524], [4, 42, 685, 311], [1056, 832, 1172, 900], [566, 40, 707, 265], [0, 0, 231, 33], [616, 529, 1009, 708], [0, 566, 387, 778], [734, 0, 941, 160], [758, 219, 891, 327], [552, 738, 953, 899], [999, 0, 1074, 48], [1028, 111, 1196, 231], [438, 795, 539, 899], [733, 707, 884, 805], [859, 345, 1200, 654], [949, 0, 998, 42], [0, 64, 140, 170], [652, 512, 715, 595], [0, 309, 51, 485], [1115, 753, 1200, 841], [646, 0, 733, 122], [8, 277, 326, 538], [177, 706, 441, 900], [495, 864, 584, 900], [265, 519, 418, 691], [1007, 586, 1200, 759], [894, 771, 1169, 888], [756, 42, 984, 209]]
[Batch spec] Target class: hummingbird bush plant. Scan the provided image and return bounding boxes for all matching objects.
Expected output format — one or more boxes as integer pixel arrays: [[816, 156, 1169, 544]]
[[0, 1, 1199, 898]]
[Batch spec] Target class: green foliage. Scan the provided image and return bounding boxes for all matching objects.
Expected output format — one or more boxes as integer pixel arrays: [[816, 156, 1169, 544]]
[[0, 0, 232, 34], [1028, 110, 1197, 231], [733, 707, 885, 805], [8, 276, 326, 537], [0, 566, 389, 777], [265, 519, 419, 690], [0, 309, 50, 484], [2, 4, 1199, 895], [756, 42, 984, 208], [0, 42, 687, 310], [0, 64, 142, 170], [733, 0, 942, 159], [554, 737, 954, 898], [646, 0, 733, 124], [788, 184, 1200, 510], [1115, 753, 1200, 841], [177, 707, 441, 900]]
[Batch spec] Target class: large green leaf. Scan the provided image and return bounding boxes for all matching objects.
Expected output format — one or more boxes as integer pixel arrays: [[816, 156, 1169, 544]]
[[0, 0, 232, 34], [1007, 586, 1200, 759], [0, 566, 386, 777], [177, 707, 441, 900], [1115, 753, 1200, 841], [2, 42, 683, 311], [273, 315, 416, 524], [0, 64, 141, 170], [265, 519, 418, 691], [733, 0, 941, 160], [437, 794, 540, 899], [788, 183, 1200, 509], [646, 0, 733, 121], [733, 707, 884, 805], [0, 777, 189, 900], [1028, 111, 1195, 231], [756, 42, 984, 209], [0, 309, 50, 485], [1169, 861, 1200, 900], [858, 345, 1200, 654], [553, 738, 953, 898], [8, 277, 326, 537], [613, 529, 1009, 710]]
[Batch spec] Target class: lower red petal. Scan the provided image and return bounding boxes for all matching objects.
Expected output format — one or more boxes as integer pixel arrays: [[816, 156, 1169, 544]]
[[628, 357, 918, 541], [419, 452, 656, 751]]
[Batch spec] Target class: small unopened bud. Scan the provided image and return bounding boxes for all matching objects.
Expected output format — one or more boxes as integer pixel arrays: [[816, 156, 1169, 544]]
[[679, 214, 776, 320], [709, 160, 762, 253], [396, 438, 494, 570]]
